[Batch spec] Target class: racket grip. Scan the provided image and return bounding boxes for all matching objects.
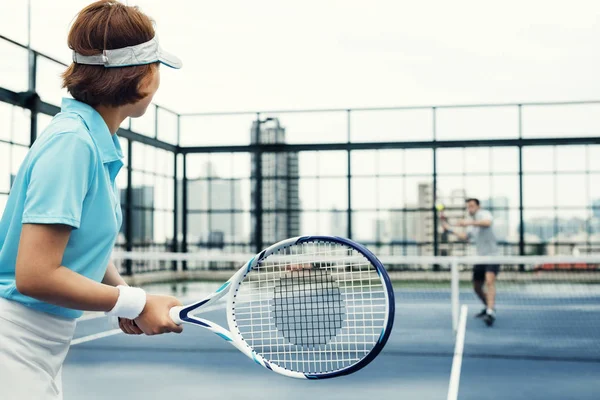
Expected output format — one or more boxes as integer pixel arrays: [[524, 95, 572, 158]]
[[169, 306, 184, 325]]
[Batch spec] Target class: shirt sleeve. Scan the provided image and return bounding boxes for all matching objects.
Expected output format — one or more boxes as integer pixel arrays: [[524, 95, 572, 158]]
[[22, 133, 96, 229], [479, 210, 494, 224]]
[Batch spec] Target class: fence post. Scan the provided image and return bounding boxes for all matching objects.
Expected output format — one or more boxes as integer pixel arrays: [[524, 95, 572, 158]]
[[451, 257, 460, 333]]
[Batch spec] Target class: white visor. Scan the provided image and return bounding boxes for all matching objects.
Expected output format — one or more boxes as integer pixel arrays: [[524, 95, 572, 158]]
[[72, 37, 182, 69]]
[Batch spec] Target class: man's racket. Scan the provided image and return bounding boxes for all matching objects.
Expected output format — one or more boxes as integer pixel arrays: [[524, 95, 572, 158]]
[[169, 235, 395, 379]]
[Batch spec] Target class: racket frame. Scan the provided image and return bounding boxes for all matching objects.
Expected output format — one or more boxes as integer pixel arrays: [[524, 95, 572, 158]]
[[169, 235, 395, 379]]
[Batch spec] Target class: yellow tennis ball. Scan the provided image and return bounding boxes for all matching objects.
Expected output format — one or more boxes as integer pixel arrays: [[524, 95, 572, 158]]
[[436, 203, 445, 211]]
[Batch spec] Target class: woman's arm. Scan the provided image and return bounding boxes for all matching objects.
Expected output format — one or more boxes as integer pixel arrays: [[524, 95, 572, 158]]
[[15, 224, 182, 335], [16, 224, 119, 311], [102, 260, 127, 287]]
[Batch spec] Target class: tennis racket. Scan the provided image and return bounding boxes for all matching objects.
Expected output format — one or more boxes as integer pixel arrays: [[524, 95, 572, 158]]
[[169, 235, 395, 379]]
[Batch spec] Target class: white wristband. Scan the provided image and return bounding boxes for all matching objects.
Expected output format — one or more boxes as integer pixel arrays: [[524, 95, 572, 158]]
[[105, 285, 147, 320]]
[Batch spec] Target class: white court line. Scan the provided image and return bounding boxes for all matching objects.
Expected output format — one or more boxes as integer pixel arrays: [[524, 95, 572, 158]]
[[71, 329, 123, 346], [77, 312, 106, 322], [447, 305, 468, 400]]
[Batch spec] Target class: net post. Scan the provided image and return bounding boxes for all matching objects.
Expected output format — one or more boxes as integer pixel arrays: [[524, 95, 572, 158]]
[[451, 257, 460, 333]]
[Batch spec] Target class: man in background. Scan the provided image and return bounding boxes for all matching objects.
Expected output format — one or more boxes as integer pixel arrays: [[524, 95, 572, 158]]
[[442, 198, 499, 326]]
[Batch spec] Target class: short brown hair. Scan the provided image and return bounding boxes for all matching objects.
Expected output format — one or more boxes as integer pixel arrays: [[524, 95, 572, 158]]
[[62, 0, 158, 107], [466, 198, 480, 206]]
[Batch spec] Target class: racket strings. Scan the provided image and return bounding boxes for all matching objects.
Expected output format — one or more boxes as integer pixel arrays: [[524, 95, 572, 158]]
[[232, 241, 387, 374], [272, 268, 346, 347]]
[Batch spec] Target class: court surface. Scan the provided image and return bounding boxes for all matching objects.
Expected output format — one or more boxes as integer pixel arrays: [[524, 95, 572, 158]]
[[64, 283, 600, 400]]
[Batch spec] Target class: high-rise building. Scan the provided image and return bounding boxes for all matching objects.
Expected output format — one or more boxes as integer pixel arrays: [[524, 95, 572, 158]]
[[250, 118, 300, 245]]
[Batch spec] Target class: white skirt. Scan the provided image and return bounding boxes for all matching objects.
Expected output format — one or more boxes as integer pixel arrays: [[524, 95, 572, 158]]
[[0, 297, 76, 400]]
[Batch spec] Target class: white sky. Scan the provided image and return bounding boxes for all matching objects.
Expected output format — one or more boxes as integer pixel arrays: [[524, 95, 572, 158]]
[[1, 0, 599, 113], [2, 0, 600, 242]]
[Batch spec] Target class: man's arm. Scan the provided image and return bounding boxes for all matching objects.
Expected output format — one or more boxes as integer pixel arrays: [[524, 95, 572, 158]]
[[442, 221, 469, 241]]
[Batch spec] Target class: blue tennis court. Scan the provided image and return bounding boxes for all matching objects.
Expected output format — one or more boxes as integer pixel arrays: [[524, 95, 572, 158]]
[[64, 283, 600, 400]]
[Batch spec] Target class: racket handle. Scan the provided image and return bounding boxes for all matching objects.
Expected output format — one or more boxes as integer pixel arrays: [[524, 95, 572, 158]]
[[169, 306, 184, 325]]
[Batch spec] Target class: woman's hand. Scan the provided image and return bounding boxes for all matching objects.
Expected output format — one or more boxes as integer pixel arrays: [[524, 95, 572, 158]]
[[134, 294, 183, 335], [118, 318, 143, 335]]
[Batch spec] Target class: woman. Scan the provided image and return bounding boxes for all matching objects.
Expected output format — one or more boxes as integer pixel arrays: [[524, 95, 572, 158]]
[[0, 1, 183, 398]]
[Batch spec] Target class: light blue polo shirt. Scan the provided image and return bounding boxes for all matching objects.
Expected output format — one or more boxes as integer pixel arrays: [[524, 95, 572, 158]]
[[0, 98, 123, 319]]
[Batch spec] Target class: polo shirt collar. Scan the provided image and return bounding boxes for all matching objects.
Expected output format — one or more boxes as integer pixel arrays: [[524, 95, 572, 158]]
[[60, 98, 124, 164]]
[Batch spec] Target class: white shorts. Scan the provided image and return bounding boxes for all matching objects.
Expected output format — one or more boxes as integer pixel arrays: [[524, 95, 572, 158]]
[[0, 297, 76, 400]]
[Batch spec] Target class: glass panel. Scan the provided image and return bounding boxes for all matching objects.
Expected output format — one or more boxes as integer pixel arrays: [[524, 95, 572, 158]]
[[37, 113, 53, 139], [11, 146, 27, 178], [321, 210, 348, 236], [523, 104, 600, 138], [555, 146, 586, 172], [179, 114, 255, 146], [317, 151, 347, 177], [186, 178, 209, 211], [491, 175, 519, 208], [157, 108, 178, 144], [231, 153, 252, 178], [589, 174, 600, 211], [436, 106, 518, 140], [0, 142, 10, 192], [351, 177, 377, 210], [266, 112, 347, 144], [522, 147, 554, 172], [351, 109, 433, 142], [404, 177, 433, 208], [464, 148, 491, 174], [405, 149, 433, 174], [0, 194, 7, 219], [299, 178, 318, 210], [554, 208, 588, 245], [556, 174, 587, 208], [236, 179, 251, 211], [131, 105, 156, 137], [351, 151, 377, 176], [491, 147, 519, 173], [12, 107, 31, 146], [437, 148, 464, 174], [523, 209, 555, 243], [378, 177, 404, 209], [36, 56, 69, 106], [209, 212, 233, 244], [589, 145, 600, 172], [523, 175, 554, 208], [131, 142, 145, 171], [0, 41, 28, 92], [464, 175, 491, 202], [187, 212, 209, 244], [0, 2, 28, 43], [318, 178, 348, 210], [378, 149, 403, 176], [143, 144, 157, 173], [351, 212, 378, 242]]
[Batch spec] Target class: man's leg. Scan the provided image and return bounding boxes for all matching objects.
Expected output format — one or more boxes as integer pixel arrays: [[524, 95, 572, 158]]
[[472, 265, 487, 318], [485, 271, 496, 310], [473, 265, 487, 305], [483, 266, 499, 326], [473, 280, 486, 305]]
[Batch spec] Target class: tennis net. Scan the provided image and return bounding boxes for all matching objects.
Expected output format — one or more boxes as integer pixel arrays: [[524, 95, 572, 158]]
[[111, 251, 600, 362]]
